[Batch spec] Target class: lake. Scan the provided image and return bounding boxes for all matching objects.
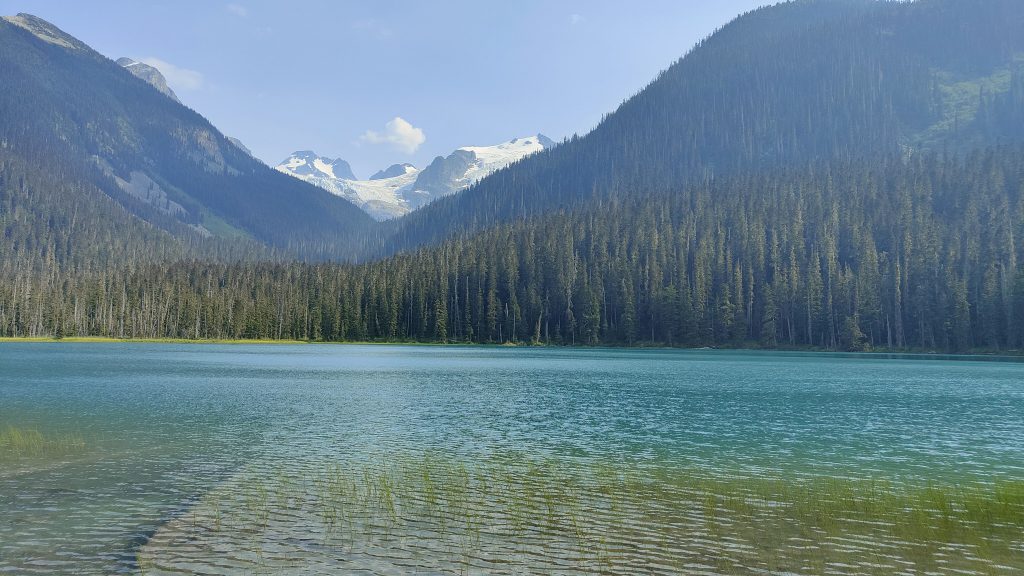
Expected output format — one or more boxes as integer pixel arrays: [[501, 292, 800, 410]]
[[1, 343, 1022, 574]]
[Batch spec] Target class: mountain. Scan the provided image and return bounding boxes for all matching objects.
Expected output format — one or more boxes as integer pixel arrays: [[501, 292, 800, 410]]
[[370, 163, 416, 180], [408, 135, 554, 211], [3, 1, 1024, 353], [226, 136, 256, 158], [15, 146, 1023, 350], [277, 151, 357, 181], [330, 163, 420, 221], [274, 152, 421, 220], [117, 57, 257, 162], [0, 13, 374, 265], [1, 13, 85, 50], [380, 0, 1024, 254], [116, 57, 179, 103], [275, 135, 554, 220]]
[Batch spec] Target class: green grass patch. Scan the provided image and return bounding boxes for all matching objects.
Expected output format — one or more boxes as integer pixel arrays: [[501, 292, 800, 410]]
[[199, 209, 252, 240], [911, 59, 1023, 150], [0, 426, 86, 460]]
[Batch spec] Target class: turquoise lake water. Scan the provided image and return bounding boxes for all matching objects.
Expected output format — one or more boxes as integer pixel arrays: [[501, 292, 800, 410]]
[[1, 344, 1022, 574]]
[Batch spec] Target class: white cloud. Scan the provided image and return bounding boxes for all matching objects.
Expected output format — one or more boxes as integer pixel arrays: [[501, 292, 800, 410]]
[[361, 117, 426, 154], [569, 13, 584, 26], [140, 57, 204, 91], [226, 3, 248, 17]]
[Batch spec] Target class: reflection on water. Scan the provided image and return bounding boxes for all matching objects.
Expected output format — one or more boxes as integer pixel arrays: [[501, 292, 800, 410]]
[[1, 344, 1023, 574]]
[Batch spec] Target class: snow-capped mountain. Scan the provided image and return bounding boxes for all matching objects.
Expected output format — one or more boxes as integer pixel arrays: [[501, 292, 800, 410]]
[[344, 164, 420, 220], [275, 152, 415, 220], [275, 134, 554, 220], [117, 57, 180, 103], [409, 135, 554, 211], [278, 151, 357, 181], [370, 163, 416, 180]]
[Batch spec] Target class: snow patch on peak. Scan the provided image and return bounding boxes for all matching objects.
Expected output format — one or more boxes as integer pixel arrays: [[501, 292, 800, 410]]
[[278, 154, 309, 172], [275, 134, 552, 220], [312, 157, 338, 179], [342, 166, 420, 220], [457, 134, 550, 182], [276, 152, 421, 220], [276, 151, 356, 181]]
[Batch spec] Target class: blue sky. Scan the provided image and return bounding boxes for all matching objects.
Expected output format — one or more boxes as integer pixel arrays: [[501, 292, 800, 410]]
[[1, 1, 767, 176]]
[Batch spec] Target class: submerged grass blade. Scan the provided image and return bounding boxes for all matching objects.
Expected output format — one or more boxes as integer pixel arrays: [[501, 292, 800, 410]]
[[140, 455, 1024, 575], [0, 425, 86, 460]]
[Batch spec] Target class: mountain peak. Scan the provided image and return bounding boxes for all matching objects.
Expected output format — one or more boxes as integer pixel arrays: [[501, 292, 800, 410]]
[[2, 13, 86, 50], [117, 57, 180, 103], [0, 13, 373, 260], [226, 137, 255, 159], [276, 156, 419, 221], [276, 134, 552, 219], [276, 151, 357, 181], [456, 134, 553, 158], [370, 163, 417, 180]]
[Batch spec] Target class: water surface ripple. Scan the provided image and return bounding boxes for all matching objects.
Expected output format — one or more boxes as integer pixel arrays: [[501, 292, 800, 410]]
[[1, 344, 1022, 574]]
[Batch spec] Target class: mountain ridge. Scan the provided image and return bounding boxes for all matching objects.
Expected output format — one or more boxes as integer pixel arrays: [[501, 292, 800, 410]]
[[275, 134, 554, 220], [116, 57, 180, 103], [376, 0, 1024, 256], [3, 1, 1024, 355], [0, 12, 375, 263]]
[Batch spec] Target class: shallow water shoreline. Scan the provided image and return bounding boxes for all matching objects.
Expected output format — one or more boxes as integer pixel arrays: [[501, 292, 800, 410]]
[[0, 336, 310, 345], [1, 335, 1022, 357]]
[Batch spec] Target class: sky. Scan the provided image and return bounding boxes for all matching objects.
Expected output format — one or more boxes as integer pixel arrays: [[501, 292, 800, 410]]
[[0, 1, 768, 177]]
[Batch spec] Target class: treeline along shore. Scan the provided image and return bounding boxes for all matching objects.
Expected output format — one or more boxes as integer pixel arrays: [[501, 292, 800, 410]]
[[2, 149, 1022, 353]]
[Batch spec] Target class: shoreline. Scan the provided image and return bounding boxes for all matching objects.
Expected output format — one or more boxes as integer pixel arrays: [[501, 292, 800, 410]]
[[0, 336, 309, 345], [0, 336, 1021, 359], [0, 337, 465, 347]]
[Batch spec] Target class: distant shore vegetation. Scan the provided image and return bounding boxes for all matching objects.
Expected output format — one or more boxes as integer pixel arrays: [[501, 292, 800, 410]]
[[3, 150, 1023, 354]]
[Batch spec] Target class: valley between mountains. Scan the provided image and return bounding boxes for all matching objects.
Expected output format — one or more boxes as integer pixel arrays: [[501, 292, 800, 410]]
[[2, 1, 1024, 352]]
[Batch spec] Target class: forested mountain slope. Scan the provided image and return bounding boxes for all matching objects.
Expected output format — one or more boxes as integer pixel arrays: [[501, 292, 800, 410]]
[[2, 1, 1023, 353], [381, 0, 1024, 255], [0, 14, 375, 265], [7, 147, 1022, 352]]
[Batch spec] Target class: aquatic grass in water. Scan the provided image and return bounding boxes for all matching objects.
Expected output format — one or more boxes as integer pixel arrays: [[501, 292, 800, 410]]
[[0, 425, 86, 460], [138, 455, 1024, 575]]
